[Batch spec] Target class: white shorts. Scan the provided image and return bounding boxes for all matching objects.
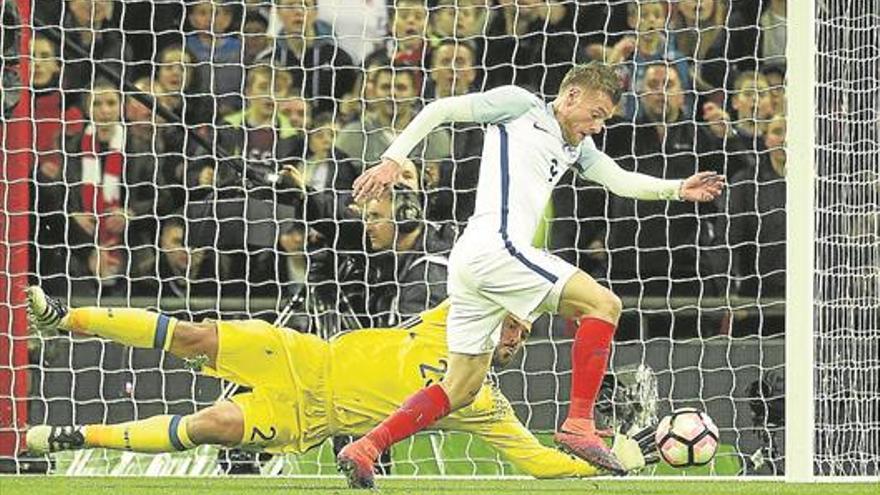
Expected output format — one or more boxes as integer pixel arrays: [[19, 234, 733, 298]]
[[446, 232, 578, 355]]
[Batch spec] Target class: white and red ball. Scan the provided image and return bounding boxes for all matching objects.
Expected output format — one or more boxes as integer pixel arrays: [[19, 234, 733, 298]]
[[655, 408, 720, 467]]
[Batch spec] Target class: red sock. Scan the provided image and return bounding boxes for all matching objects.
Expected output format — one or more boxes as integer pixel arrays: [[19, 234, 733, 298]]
[[569, 317, 616, 420], [365, 384, 451, 452]]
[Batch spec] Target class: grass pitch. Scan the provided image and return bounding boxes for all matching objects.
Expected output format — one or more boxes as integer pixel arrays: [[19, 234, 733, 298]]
[[1, 476, 878, 495]]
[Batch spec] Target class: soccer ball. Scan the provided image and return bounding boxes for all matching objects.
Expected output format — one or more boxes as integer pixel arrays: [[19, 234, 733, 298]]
[[654, 408, 719, 467]]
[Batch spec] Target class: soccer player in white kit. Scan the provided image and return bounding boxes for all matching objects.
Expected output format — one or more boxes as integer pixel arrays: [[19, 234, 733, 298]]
[[339, 63, 724, 487]]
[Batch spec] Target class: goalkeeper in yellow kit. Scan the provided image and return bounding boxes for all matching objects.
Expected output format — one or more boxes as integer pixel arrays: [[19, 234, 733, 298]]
[[24, 286, 644, 477]]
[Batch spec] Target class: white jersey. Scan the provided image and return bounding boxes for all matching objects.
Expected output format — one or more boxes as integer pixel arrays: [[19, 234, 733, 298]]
[[468, 92, 605, 246], [381, 85, 683, 247]]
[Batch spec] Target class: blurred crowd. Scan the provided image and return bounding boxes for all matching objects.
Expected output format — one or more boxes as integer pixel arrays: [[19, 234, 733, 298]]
[[26, 0, 788, 336]]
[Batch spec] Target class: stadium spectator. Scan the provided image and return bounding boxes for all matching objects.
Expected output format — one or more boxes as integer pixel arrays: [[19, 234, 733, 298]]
[[427, 40, 483, 225], [726, 114, 786, 298], [481, 0, 579, 93], [428, 39, 478, 99], [30, 33, 85, 292], [580, 1, 631, 63], [276, 112, 359, 242], [184, 0, 244, 118], [131, 217, 220, 300], [64, 80, 129, 296], [300, 113, 355, 193], [331, 50, 387, 126], [124, 78, 168, 273], [428, 0, 458, 43], [277, 92, 311, 132], [316, 0, 388, 64], [759, 0, 786, 70], [729, 70, 775, 142], [763, 66, 786, 116], [277, 164, 441, 329], [124, 78, 188, 217], [140, 46, 213, 216], [52, 0, 131, 108], [671, 0, 758, 92], [428, 0, 485, 47], [336, 63, 451, 167], [219, 66, 303, 163], [277, 222, 310, 298], [241, 11, 272, 65], [603, 63, 730, 298], [191, 65, 304, 196], [183, 65, 306, 300], [424, 40, 482, 225], [452, 0, 490, 39], [362, 185, 456, 326], [617, 1, 693, 121], [696, 112, 751, 182], [387, 0, 429, 68], [272, 0, 357, 116], [153, 44, 208, 126]]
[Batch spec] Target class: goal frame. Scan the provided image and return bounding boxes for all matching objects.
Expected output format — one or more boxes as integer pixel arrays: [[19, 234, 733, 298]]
[[784, 0, 817, 483]]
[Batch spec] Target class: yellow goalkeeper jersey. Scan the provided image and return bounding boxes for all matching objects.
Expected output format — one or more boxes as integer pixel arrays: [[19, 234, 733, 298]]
[[325, 301, 597, 478], [211, 301, 596, 477]]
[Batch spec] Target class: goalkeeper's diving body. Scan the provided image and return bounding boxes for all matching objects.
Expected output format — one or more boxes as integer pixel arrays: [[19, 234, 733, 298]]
[[24, 286, 644, 478], [342, 62, 725, 487]]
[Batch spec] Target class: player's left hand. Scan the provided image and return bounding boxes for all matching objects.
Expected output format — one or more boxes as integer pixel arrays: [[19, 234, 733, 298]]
[[353, 157, 402, 202], [679, 171, 725, 202]]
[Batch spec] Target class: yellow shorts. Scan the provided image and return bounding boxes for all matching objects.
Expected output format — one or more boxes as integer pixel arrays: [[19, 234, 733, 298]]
[[202, 319, 330, 454]]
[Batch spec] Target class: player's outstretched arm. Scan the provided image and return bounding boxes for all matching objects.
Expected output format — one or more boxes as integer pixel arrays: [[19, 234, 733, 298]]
[[476, 416, 601, 478], [354, 85, 538, 201], [445, 390, 630, 478], [578, 153, 725, 203]]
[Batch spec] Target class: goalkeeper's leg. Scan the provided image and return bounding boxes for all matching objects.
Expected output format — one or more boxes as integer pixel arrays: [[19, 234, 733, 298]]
[[27, 401, 243, 454], [26, 285, 218, 367]]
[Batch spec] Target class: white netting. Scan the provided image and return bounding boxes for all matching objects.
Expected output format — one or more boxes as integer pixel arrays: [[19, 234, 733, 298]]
[[0, 0, 805, 476], [815, 0, 880, 477]]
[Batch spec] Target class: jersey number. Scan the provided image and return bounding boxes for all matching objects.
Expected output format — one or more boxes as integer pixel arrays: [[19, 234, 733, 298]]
[[250, 426, 277, 443], [549, 158, 561, 182], [418, 359, 448, 387]]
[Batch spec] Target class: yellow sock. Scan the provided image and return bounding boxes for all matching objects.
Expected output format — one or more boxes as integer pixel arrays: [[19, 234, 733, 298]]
[[83, 415, 196, 453], [63, 307, 177, 350]]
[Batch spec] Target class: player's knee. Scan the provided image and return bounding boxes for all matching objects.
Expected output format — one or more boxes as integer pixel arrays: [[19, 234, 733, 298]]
[[594, 289, 623, 323], [574, 286, 622, 324], [187, 404, 243, 447]]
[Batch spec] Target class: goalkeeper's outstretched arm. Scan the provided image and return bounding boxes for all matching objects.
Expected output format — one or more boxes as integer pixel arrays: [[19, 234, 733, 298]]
[[447, 394, 646, 477]]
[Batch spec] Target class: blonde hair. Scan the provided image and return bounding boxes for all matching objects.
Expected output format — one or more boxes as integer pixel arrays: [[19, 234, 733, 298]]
[[559, 62, 622, 104], [733, 71, 769, 92]]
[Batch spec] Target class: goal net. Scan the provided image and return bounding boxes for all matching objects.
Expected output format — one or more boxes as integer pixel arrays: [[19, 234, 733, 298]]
[[0, 0, 876, 480], [814, 0, 880, 477]]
